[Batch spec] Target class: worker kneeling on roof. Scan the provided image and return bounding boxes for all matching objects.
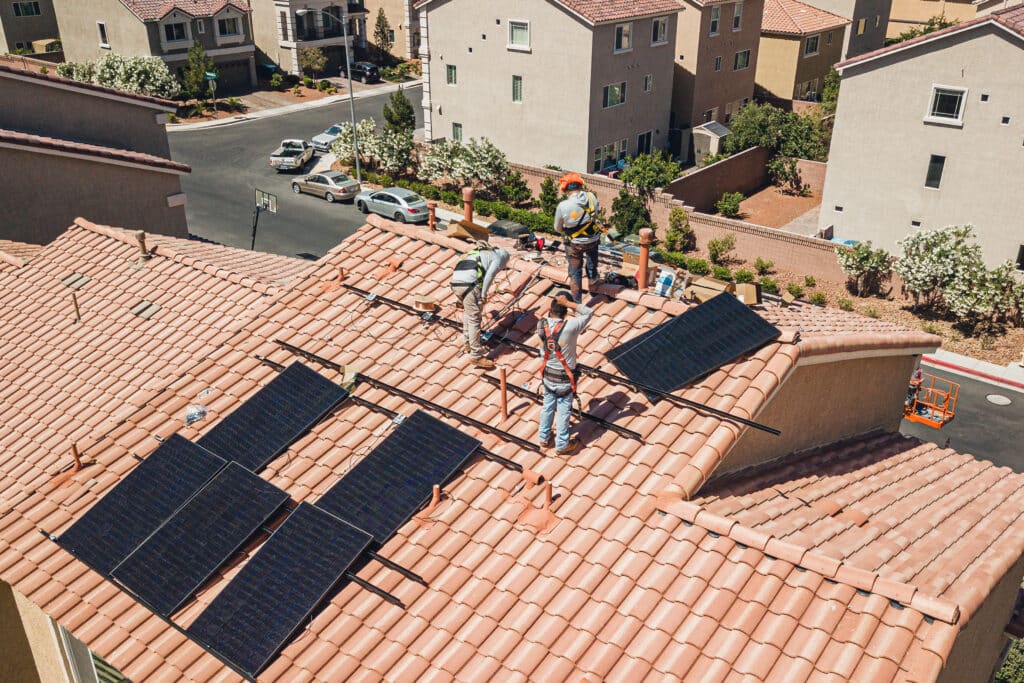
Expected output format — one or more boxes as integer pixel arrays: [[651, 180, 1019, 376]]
[[537, 290, 594, 455], [450, 241, 509, 369], [554, 172, 601, 303]]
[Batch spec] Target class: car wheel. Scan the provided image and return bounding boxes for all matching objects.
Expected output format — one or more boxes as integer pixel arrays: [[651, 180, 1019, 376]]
[[361, 75, 368, 84], [394, 212, 406, 223], [325, 192, 335, 203], [292, 183, 301, 194], [357, 201, 369, 214]]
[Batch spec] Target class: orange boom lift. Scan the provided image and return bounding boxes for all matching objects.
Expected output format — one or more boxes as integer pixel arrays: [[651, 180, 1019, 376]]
[[903, 368, 960, 429]]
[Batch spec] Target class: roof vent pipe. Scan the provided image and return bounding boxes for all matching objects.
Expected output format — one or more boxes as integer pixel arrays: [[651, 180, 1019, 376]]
[[462, 186, 475, 223], [135, 230, 151, 261], [638, 228, 654, 291]]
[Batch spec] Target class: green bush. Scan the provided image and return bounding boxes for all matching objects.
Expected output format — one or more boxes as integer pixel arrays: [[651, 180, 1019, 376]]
[[838, 297, 854, 311], [378, 174, 394, 187], [302, 75, 314, 88], [804, 275, 816, 288], [610, 189, 651, 236], [655, 248, 688, 269], [491, 202, 512, 220], [712, 265, 732, 281], [291, 84, 302, 96], [759, 277, 779, 294], [996, 638, 1024, 683], [809, 292, 827, 306], [318, 79, 330, 91], [754, 257, 774, 275], [225, 97, 243, 112], [686, 257, 710, 276], [865, 306, 880, 318], [538, 177, 560, 215], [786, 283, 805, 299], [664, 207, 695, 252], [440, 189, 461, 206], [707, 233, 736, 265], [922, 322, 940, 335], [166, 113, 178, 124], [716, 192, 744, 218], [500, 171, 532, 206], [420, 185, 441, 200], [734, 269, 754, 283]]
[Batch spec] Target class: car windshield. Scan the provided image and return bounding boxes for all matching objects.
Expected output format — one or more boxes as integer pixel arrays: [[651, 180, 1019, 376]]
[[324, 172, 349, 183], [326, 125, 343, 135]]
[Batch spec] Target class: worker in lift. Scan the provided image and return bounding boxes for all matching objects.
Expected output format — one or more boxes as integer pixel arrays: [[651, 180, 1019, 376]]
[[537, 290, 594, 455], [450, 241, 509, 369], [554, 172, 601, 303]]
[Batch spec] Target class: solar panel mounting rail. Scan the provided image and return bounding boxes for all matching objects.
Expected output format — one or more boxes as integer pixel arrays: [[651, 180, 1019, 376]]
[[339, 283, 780, 436]]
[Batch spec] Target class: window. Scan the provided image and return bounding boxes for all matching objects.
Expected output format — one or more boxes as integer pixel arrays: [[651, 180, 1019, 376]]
[[725, 102, 733, 123], [196, 20, 205, 34], [804, 34, 819, 56], [834, 205, 843, 212], [452, 123, 463, 141], [217, 17, 240, 36], [733, 49, 750, 70], [615, 22, 632, 51], [875, 14, 880, 27], [512, 74, 522, 102], [446, 64, 457, 85], [652, 16, 668, 44], [826, 30, 833, 45], [732, 3, 742, 30], [637, 130, 653, 155], [164, 22, 188, 41], [388, 29, 395, 43], [856, 18, 866, 35], [617, 138, 628, 161], [927, 86, 966, 124], [97, 21, 109, 46], [12, 1, 40, 17], [1016, 245, 1024, 271], [508, 20, 529, 48], [643, 73, 652, 93], [924, 155, 945, 189], [1001, 116, 1011, 125], [703, 108, 715, 122], [709, 6, 720, 35], [593, 147, 602, 172], [280, 11, 288, 40], [714, 55, 722, 71], [911, 220, 922, 227], [602, 81, 626, 108]]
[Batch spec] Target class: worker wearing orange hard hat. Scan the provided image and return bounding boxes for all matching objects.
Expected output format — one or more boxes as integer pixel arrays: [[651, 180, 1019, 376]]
[[554, 172, 601, 303]]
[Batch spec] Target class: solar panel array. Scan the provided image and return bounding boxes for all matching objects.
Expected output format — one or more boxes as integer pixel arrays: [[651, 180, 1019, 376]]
[[606, 293, 781, 399], [56, 435, 225, 576], [187, 503, 373, 678], [111, 463, 289, 617], [316, 410, 481, 543], [197, 361, 350, 471]]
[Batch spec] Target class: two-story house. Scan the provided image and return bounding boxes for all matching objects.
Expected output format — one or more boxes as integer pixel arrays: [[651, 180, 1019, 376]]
[[416, 0, 681, 173], [249, 0, 368, 76], [672, 0, 765, 161], [0, 0, 59, 54], [799, 0, 888, 57], [54, 0, 257, 90], [756, 0, 848, 105], [819, 6, 1024, 267]]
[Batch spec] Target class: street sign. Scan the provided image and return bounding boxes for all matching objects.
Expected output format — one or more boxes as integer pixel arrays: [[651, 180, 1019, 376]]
[[204, 72, 218, 80], [255, 188, 277, 213]]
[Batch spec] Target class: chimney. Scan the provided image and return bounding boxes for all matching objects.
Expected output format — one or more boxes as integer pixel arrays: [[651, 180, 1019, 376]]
[[427, 200, 438, 230], [135, 230, 151, 260], [462, 186, 475, 223], [637, 228, 654, 291]]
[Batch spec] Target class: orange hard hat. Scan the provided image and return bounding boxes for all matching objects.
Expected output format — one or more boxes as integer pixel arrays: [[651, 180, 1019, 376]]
[[558, 172, 584, 193]]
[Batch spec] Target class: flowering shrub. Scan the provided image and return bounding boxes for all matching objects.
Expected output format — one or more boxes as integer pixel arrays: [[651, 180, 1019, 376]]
[[58, 54, 180, 99], [835, 241, 890, 296]]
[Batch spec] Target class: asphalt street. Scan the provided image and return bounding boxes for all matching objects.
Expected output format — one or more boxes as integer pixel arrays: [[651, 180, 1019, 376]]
[[168, 84, 424, 259], [901, 362, 1024, 472]]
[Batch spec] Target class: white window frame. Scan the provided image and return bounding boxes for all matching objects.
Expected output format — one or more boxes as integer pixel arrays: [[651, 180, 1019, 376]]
[[709, 6, 720, 35], [642, 73, 652, 93], [97, 20, 110, 48], [614, 22, 633, 52], [196, 19, 205, 34], [13, 1, 40, 17], [446, 64, 457, 85], [512, 74, 523, 102], [452, 122, 463, 141], [602, 81, 627, 108], [651, 16, 668, 45], [159, 15, 191, 51], [733, 49, 750, 70], [732, 3, 742, 31], [925, 84, 967, 127], [508, 19, 530, 51], [804, 33, 819, 56], [714, 55, 722, 71]]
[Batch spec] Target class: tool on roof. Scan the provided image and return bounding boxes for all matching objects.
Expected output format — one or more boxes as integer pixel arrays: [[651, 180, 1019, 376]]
[[903, 368, 959, 429]]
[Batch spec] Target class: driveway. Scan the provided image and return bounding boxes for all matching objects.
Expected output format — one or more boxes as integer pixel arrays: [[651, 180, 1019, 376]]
[[168, 85, 423, 259]]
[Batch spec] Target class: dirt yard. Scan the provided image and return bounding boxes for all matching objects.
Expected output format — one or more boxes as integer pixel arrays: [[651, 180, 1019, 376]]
[[737, 185, 821, 229]]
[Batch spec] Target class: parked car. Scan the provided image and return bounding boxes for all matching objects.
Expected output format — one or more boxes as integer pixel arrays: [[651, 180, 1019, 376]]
[[355, 187, 428, 223], [269, 139, 314, 172], [311, 123, 346, 153], [342, 61, 380, 84], [292, 171, 360, 203]]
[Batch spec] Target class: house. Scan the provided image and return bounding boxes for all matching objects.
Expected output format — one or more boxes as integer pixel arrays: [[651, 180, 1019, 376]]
[[54, 0, 257, 90], [797, 0, 888, 57], [416, 0, 681, 173], [249, 0, 369, 76], [886, 0, 976, 42], [0, 0, 59, 54], [0, 58, 189, 244], [365, 0, 420, 59], [756, 0, 848, 106], [0, 208, 1022, 681], [671, 0, 765, 162], [819, 6, 1024, 267]]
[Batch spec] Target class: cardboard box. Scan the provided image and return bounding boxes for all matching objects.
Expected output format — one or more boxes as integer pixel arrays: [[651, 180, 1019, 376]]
[[734, 282, 762, 306], [692, 276, 736, 294]]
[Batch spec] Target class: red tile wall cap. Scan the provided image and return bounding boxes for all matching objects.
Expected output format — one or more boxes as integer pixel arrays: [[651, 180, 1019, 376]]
[[0, 63, 177, 110], [798, 332, 940, 358], [0, 129, 191, 174], [0, 248, 28, 269], [910, 592, 960, 626]]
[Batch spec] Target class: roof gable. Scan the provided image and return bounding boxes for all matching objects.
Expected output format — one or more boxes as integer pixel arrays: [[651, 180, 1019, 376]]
[[762, 0, 849, 36]]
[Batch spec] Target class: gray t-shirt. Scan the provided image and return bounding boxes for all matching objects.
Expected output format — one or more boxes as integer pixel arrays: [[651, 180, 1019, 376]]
[[450, 247, 509, 298], [537, 304, 594, 372], [554, 191, 600, 246]]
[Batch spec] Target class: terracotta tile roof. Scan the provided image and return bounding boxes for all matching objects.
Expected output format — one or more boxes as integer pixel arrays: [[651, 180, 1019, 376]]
[[0, 63, 177, 110], [0, 129, 191, 175], [118, 0, 250, 21], [837, 5, 1024, 70], [762, 0, 849, 35], [414, 0, 682, 24], [0, 217, 997, 683], [0, 239, 43, 270]]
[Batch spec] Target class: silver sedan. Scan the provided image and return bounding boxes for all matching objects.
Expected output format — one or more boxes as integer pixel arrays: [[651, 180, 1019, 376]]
[[291, 171, 361, 203], [355, 187, 429, 223]]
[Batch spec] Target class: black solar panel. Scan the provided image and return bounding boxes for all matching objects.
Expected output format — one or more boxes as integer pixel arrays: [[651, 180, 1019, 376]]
[[197, 361, 349, 472], [56, 435, 225, 576], [315, 410, 480, 543], [187, 502, 372, 678], [606, 293, 781, 399], [111, 462, 289, 617]]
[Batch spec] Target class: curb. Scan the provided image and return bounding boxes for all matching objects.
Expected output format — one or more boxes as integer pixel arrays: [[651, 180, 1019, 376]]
[[167, 80, 422, 132], [922, 355, 1024, 393]]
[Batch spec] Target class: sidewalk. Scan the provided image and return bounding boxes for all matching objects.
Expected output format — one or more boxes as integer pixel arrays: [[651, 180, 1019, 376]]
[[923, 348, 1024, 393], [167, 79, 421, 132]]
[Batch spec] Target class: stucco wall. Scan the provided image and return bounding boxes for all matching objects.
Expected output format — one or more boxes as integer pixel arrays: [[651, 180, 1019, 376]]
[[665, 145, 771, 211], [54, 0, 151, 62], [887, 0, 976, 39], [366, 0, 417, 59], [724, 353, 918, 473], [0, 0, 59, 53], [793, 30, 845, 95], [754, 34, 799, 100], [821, 24, 1024, 267], [802, 0, 889, 58], [0, 148, 188, 243], [0, 582, 71, 683]]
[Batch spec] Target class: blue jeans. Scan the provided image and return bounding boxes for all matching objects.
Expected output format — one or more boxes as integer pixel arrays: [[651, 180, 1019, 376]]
[[566, 241, 600, 303], [538, 381, 573, 449]]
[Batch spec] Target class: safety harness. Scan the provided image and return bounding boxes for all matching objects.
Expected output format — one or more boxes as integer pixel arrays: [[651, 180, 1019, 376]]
[[453, 248, 487, 284], [564, 192, 599, 240], [538, 319, 577, 394]]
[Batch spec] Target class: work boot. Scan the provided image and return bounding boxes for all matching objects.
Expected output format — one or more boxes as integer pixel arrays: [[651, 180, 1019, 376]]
[[540, 434, 554, 449], [555, 436, 580, 455], [463, 343, 470, 354], [470, 357, 496, 369]]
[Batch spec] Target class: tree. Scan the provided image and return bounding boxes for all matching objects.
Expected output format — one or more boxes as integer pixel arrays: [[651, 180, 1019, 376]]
[[943, 259, 1018, 331], [894, 225, 981, 309], [500, 171, 532, 206], [374, 128, 415, 175], [182, 41, 214, 100], [836, 241, 891, 297], [609, 189, 650, 236], [819, 68, 841, 119], [298, 47, 327, 80], [893, 14, 957, 44], [373, 8, 393, 56], [417, 139, 462, 187], [382, 86, 416, 133], [619, 151, 681, 205], [767, 156, 808, 195], [664, 207, 695, 252], [59, 54, 180, 99], [57, 60, 96, 84], [724, 102, 828, 161], [451, 138, 509, 193], [330, 117, 379, 166], [538, 177, 561, 215]]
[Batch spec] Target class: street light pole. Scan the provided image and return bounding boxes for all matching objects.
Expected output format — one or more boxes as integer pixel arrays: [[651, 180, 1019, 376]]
[[295, 7, 361, 183]]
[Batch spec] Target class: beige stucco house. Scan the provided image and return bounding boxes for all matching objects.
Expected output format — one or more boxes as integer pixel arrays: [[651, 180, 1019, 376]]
[[249, 0, 368, 76], [756, 0, 848, 103], [820, 6, 1024, 267], [0, 0, 59, 54], [799, 0, 889, 57], [416, 0, 681, 172], [671, 0, 765, 161], [365, 0, 419, 59]]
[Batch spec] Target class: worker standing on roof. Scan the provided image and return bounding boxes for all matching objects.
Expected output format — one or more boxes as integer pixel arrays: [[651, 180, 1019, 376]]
[[450, 241, 510, 369], [554, 172, 601, 303], [537, 290, 594, 455]]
